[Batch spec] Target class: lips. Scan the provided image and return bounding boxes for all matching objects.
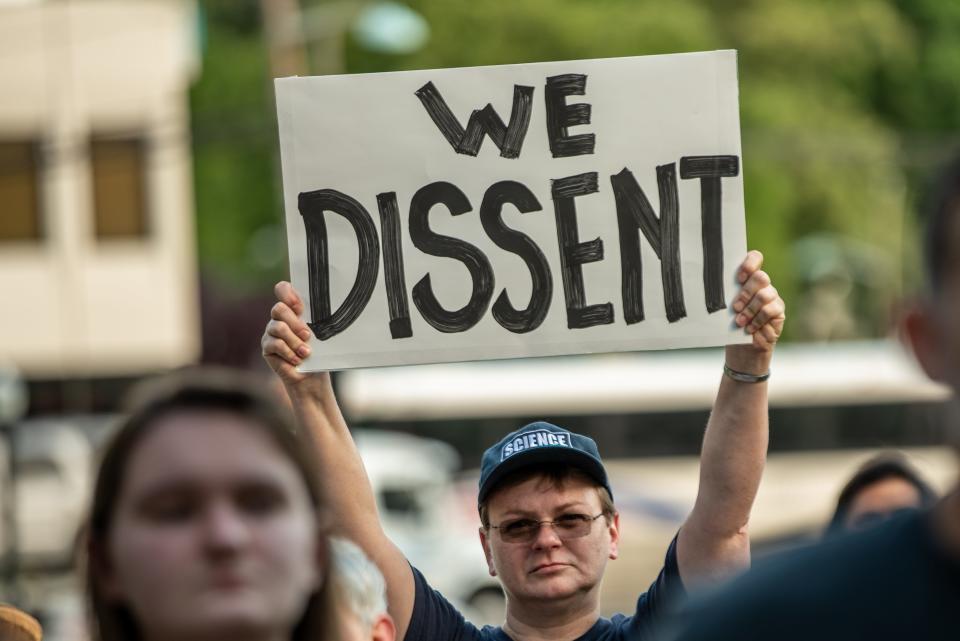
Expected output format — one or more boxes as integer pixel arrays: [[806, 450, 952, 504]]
[[529, 562, 570, 574], [208, 571, 249, 589]]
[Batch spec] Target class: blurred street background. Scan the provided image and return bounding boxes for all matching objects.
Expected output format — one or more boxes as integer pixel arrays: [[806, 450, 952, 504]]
[[2, 1, 960, 638]]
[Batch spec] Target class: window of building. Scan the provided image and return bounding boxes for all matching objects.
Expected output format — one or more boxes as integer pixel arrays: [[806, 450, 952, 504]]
[[90, 137, 148, 239], [0, 140, 42, 242]]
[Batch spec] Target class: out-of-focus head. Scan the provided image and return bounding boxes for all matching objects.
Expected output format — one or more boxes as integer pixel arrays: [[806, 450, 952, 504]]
[[85, 367, 334, 641], [904, 154, 960, 395], [331, 537, 396, 641], [827, 452, 938, 535]]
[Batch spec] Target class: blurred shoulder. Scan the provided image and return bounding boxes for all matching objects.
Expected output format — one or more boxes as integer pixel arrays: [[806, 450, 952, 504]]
[[664, 511, 930, 641]]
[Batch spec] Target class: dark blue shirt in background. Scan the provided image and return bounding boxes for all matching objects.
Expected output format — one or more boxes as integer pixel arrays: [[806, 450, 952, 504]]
[[664, 510, 960, 641]]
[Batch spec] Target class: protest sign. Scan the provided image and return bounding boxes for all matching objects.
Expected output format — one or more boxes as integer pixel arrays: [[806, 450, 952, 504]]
[[275, 49, 750, 370]]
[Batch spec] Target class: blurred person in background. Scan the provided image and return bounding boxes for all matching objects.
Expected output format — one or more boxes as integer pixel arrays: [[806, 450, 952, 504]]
[[82, 368, 336, 641], [825, 451, 938, 535], [662, 155, 960, 641], [262, 251, 785, 641], [331, 537, 396, 641]]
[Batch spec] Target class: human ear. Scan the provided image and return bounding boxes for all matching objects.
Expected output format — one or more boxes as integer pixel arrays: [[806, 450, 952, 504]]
[[370, 613, 397, 641], [478, 528, 497, 576], [902, 301, 949, 383], [608, 512, 620, 561]]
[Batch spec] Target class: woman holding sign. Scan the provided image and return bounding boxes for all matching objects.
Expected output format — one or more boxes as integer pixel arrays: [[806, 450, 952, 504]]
[[262, 249, 784, 641]]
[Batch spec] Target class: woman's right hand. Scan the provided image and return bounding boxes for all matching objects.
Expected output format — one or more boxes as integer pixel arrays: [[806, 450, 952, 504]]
[[261, 281, 330, 394]]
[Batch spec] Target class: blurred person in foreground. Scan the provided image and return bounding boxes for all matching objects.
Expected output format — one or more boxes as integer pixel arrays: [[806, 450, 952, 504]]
[[332, 537, 397, 641], [825, 451, 938, 535], [664, 157, 960, 641], [0, 604, 42, 641], [83, 368, 336, 641], [262, 251, 785, 641]]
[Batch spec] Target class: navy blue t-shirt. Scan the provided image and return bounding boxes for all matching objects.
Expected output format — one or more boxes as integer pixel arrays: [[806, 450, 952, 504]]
[[404, 536, 684, 641]]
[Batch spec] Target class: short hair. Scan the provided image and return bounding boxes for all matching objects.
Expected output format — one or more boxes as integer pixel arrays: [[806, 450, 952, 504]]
[[84, 367, 334, 641], [330, 537, 388, 628], [922, 152, 960, 294], [826, 452, 938, 534], [478, 463, 616, 530]]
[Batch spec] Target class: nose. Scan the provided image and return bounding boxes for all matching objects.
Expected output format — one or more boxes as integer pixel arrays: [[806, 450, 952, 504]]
[[530, 520, 563, 550], [200, 501, 251, 556]]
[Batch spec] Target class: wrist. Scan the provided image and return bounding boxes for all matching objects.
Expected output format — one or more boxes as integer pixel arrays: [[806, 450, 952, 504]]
[[284, 372, 335, 404], [723, 363, 770, 383], [723, 345, 772, 376]]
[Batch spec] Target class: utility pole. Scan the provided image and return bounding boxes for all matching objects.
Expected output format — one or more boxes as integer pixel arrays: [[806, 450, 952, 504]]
[[260, 0, 309, 78]]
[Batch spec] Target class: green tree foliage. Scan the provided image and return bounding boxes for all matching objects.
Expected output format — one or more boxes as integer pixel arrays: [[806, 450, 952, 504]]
[[191, 0, 960, 339]]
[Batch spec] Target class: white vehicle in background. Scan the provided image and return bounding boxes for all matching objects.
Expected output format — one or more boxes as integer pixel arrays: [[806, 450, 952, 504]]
[[354, 429, 505, 625]]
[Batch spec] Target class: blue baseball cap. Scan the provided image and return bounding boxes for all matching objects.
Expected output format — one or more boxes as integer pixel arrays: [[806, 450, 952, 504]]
[[477, 421, 612, 506]]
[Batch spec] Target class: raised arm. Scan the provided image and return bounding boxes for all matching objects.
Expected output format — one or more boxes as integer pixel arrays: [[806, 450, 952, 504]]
[[261, 282, 416, 639], [676, 250, 785, 589]]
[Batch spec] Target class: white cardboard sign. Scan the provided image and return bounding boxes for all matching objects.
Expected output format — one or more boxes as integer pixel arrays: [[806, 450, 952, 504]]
[[276, 49, 750, 371]]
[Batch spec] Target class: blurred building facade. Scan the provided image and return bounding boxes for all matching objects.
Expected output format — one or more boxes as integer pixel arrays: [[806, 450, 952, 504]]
[[0, 0, 200, 379]]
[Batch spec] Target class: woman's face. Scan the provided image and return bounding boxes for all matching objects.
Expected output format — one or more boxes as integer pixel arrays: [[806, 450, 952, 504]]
[[102, 410, 322, 641]]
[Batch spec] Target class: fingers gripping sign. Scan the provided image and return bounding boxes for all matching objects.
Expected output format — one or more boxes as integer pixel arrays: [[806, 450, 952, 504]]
[[262, 281, 319, 386], [729, 251, 785, 354]]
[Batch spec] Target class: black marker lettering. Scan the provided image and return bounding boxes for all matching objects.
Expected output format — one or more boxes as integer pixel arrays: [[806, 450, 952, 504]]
[[551, 172, 613, 329], [409, 182, 494, 333], [610, 164, 686, 323], [544, 74, 595, 158], [479, 181, 552, 333], [298, 189, 380, 341], [680, 155, 740, 313], [415, 81, 534, 158], [376, 192, 412, 339]]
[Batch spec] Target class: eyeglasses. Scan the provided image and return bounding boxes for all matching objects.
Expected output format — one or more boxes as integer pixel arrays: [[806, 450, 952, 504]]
[[489, 513, 605, 544]]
